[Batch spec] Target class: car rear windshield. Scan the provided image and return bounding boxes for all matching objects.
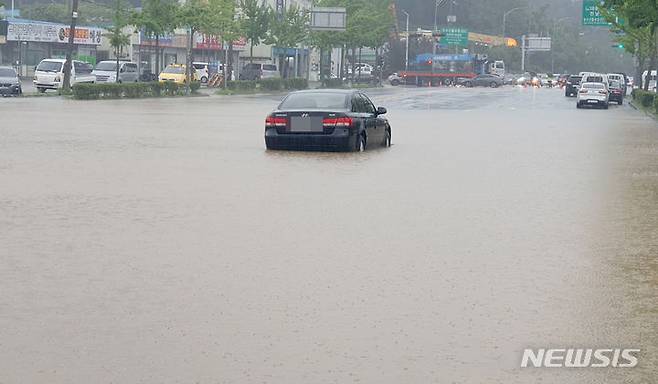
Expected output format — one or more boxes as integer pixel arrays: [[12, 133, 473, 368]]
[[244, 64, 261, 70], [569, 76, 582, 82], [0, 68, 17, 77], [95, 62, 118, 71], [585, 76, 604, 83], [263, 65, 277, 71], [163, 66, 185, 74], [609, 81, 621, 88], [583, 83, 605, 89], [279, 93, 348, 110], [37, 61, 63, 72]]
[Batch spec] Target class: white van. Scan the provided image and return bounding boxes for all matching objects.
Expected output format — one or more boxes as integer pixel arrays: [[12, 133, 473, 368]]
[[192, 62, 209, 83], [33, 59, 96, 92], [93, 61, 139, 83]]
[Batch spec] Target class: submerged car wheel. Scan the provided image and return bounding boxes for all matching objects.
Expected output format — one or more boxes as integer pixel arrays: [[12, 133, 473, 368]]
[[355, 133, 366, 152], [490, 82, 498, 88], [382, 129, 391, 147], [390, 79, 400, 86]]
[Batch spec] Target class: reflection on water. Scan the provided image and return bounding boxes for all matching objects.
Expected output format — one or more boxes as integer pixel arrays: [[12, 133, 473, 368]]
[[0, 89, 656, 383]]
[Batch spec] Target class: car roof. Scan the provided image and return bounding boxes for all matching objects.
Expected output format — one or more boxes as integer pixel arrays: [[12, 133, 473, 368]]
[[289, 89, 357, 95]]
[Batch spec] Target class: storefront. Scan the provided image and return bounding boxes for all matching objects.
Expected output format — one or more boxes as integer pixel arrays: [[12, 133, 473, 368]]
[[0, 18, 104, 77]]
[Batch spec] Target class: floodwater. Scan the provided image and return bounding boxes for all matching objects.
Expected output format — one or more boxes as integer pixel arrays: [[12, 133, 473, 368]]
[[1, 87, 657, 383]]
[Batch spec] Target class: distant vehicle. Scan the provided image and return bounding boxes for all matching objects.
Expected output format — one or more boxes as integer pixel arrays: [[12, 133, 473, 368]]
[[641, 70, 656, 92], [192, 62, 209, 83], [398, 54, 504, 86], [582, 72, 608, 86], [537, 73, 550, 86], [608, 80, 624, 105], [565, 75, 582, 97], [33, 59, 95, 93], [93, 61, 139, 83], [457, 74, 504, 88], [557, 74, 569, 87], [158, 64, 198, 84], [240, 63, 280, 80], [347, 63, 374, 81], [577, 82, 609, 109], [0, 66, 22, 96], [264, 89, 391, 152], [488, 60, 505, 77], [607, 73, 627, 95], [388, 72, 402, 86]]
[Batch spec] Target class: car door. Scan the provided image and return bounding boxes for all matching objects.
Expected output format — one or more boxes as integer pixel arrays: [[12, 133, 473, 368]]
[[351, 94, 375, 148], [474, 75, 486, 87], [358, 93, 381, 147], [362, 93, 385, 144]]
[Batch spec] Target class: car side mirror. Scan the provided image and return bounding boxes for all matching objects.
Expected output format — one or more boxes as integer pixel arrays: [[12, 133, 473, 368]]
[[377, 107, 387, 115]]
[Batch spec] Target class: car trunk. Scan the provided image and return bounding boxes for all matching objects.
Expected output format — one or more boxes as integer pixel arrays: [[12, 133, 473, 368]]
[[270, 111, 349, 134]]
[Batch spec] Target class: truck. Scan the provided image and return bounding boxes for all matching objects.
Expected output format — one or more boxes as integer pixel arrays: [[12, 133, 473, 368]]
[[397, 53, 504, 86]]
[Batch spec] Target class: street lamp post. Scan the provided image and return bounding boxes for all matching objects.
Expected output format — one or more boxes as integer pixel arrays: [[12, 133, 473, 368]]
[[403, 10, 409, 72], [551, 17, 572, 74], [502, 6, 527, 38]]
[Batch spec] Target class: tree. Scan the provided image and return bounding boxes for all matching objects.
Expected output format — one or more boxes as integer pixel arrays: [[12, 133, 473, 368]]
[[105, 0, 131, 81], [266, 3, 309, 78], [197, 0, 238, 85], [178, 0, 207, 87], [131, 0, 179, 76], [239, 0, 270, 64]]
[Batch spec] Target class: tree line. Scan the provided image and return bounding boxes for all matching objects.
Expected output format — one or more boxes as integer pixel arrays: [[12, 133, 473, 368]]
[[600, 0, 658, 89]]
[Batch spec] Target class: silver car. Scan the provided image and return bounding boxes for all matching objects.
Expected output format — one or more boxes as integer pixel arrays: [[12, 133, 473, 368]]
[[0, 67, 22, 96], [93, 61, 139, 83], [576, 82, 609, 109]]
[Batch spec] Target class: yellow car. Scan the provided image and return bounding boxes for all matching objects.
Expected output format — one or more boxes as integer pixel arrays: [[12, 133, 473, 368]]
[[158, 64, 198, 84]]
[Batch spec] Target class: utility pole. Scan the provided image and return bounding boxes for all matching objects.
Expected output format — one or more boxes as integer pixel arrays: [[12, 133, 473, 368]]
[[521, 34, 526, 72], [403, 10, 409, 72], [502, 7, 527, 38], [62, 0, 79, 92]]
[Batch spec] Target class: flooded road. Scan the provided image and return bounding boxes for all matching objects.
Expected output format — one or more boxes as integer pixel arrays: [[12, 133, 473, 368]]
[[1, 87, 657, 383]]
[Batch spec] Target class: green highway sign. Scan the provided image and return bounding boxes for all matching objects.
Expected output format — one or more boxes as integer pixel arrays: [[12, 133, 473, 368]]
[[440, 27, 469, 47], [582, 0, 609, 26]]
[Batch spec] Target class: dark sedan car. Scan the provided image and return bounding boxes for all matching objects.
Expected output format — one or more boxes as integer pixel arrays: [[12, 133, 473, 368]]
[[0, 67, 22, 96], [264, 90, 391, 152], [564, 75, 582, 97], [457, 74, 504, 88]]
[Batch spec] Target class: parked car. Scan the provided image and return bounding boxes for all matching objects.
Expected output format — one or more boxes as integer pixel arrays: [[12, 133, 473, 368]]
[[0, 66, 22, 96], [565, 75, 582, 97], [347, 63, 374, 80], [458, 74, 504, 88], [93, 61, 139, 83], [192, 62, 209, 83], [608, 80, 624, 105], [240, 63, 279, 80], [158, 64, 198, 84], [33, 59, 95, 92], [577, 82, 609, 109], [264, 89, 392, 152]]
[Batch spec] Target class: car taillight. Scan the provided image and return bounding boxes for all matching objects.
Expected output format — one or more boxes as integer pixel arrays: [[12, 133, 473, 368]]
[[580, 89, 588, 93], [598, 90, 608, 95], [265, 115, 287, 128], [322, 117, 353, 128]]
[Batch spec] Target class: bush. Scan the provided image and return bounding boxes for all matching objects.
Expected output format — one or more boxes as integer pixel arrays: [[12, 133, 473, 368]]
[[653, 95, 658, 114], [72, 82, 187, 100], [637, 90, 655, 108], [259, 78, 283, 91], [227, 80, 257, 92], [284, 78, 308, 90], [322, 78, 344, 88], [190, 81, 201, 93]]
